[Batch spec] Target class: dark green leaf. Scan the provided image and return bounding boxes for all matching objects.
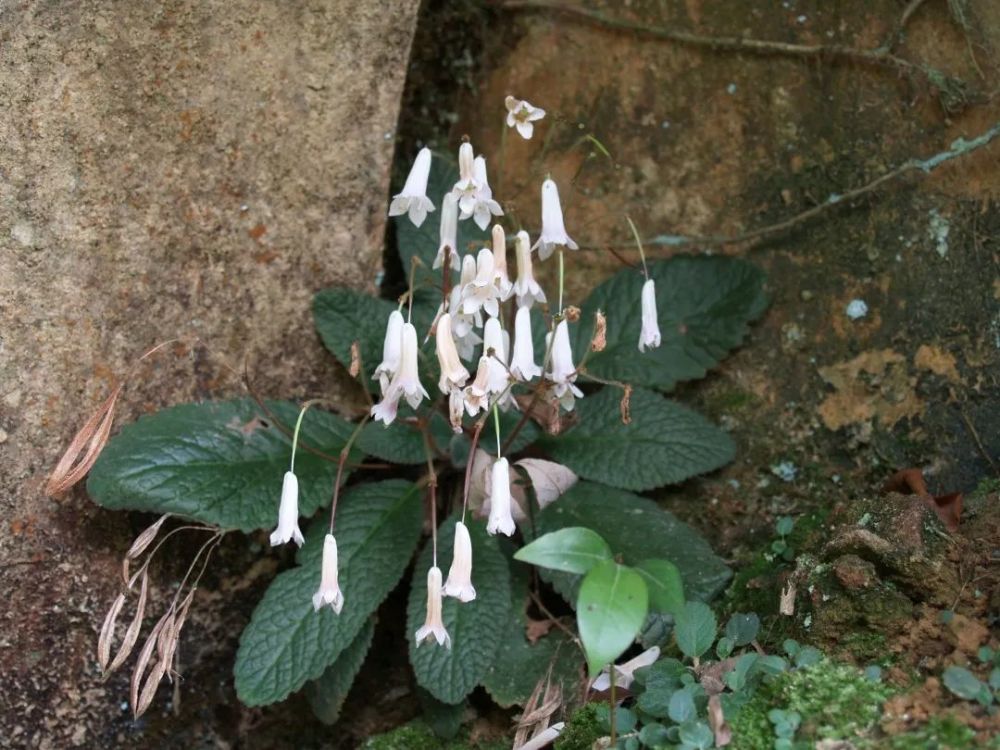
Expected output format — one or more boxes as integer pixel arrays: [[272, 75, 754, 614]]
[[408, 517, 511, 703], [304, 617, 375, 724], [481, 555, 582, 707], [539, 387, 734, 491], [724, 652, 759, 692], [88, 399, 357, 531], [357, 412, 454, 465], [636, 559, 685, 616], [716, 636, 734, 659], [515, 527, 612, 574], [639, 612, 675, 650], [313, 287, 396, 382], [678, 720, 714, 750], [394, 153, 490, 279], [942, 666, 986, 701], [234, 480, 422, 706], [639, 723, 671, 748], [668, 685, 696, 724], [532, 481, 731, 605], [724, 612, 760, 647], [674, 602, 717, 660], [577, 560, 649, 676], [417, 689, 466, 740], [794, 646, 823, 668], [572, 256, 768, 390]]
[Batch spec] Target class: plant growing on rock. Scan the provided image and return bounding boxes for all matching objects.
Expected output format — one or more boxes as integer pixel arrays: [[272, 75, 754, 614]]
[[50, 97, 769, 730]]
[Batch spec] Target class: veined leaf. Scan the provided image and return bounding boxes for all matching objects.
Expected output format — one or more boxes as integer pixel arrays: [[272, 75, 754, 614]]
[[571, 256, 768, 390], [577, 560, 648, 676], [674, 601, 717, 660], [87, 399, 358, 531], [532, 481, 731, 605], [407, 517, 511, 704], [304, 617, 375, 724], [234, 480, 422, 706], [539, 386, 734, 491], [636, 559, 685, 616], [515, 527, 612, 575]]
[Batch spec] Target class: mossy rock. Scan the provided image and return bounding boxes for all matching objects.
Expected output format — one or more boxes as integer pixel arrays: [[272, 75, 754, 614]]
[[729, 659, 894, 749], [361, 721, 508, 750], [554, 704, 604, 750]]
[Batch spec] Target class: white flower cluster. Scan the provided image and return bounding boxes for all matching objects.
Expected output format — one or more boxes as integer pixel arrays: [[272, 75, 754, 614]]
[[268, 95, 665, 650]]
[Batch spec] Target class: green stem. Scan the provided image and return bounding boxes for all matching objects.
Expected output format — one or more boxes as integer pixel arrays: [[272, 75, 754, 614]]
[[625, 214, 648, 278], [557, 248, 565, 314], [328, 415, 370, 534], [492, 403, 502, 457], [290, 399, 325, 473]]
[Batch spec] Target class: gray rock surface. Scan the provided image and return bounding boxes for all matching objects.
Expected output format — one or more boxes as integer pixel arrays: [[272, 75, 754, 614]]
[[0, 1, 419, 746]]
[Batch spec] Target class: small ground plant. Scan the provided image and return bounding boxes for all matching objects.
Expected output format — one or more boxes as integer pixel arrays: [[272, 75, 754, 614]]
[[51, 97, 768, 730]]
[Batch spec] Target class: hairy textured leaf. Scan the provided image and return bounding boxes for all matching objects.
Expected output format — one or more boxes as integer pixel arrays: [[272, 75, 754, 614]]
[[674, 601, 717, 660], [577, 561, 648, 676], [533, 482, 731, 605], [304, 617, 375, 724], [88, 400, 357, 531], [313, 287, 396, 383], [407, 517, 511, 704], [357, 412, 454, 465], [515, 527, 612, 575], [482, 555, 583, 708], [394, 153, 490, 279], [539, 387, 734, 491], [572, 256, 768, 390], [234, 480, 422, 706]]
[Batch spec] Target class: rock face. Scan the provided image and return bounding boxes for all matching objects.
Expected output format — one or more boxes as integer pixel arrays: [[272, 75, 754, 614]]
[[0, 1, 419, 746]]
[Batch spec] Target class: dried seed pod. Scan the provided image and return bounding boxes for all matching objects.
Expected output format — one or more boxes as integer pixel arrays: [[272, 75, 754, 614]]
[[590, 310, 607, 352], [135, 658, 169, 719], [349, 340, 362, 378], [163, 589, 196, 682], [563, 305, 581, 322], [45, 384, 122, 497], [97, 593, 126, 672], [156, 611, 177, 665], [131, 610, 170, 714], [619, 384, 632, 425], [127, 515, 170, 560], [107, 569, 149, 675]]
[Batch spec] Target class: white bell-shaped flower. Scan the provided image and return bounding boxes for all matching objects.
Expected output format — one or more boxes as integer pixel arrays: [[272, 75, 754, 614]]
[[462, 247, 501, 318], [443, 521, 476, 602], [482, 317, 509, 396], [373, 309, 404, 393], [371, 322, 428, 425], [388, 147, 435, 227], [547, 319, 584, 411], [452, 142, 480, 216], [269, 471, 304, 547], [510, 306, 542, 381], [491, 224, 513, 300], [433, 193, 460, 271], [505, 96, 546, 140], [486, 457, 516, 536], [436, 313, 471, 394], [415, 566, 452, 648], [513, 230, 546, 308], [638, 278, 662, 353], [533, 179, 578, 261], [462, 356, 491, 417], [312, 533, 345, 614], [466, 156, 503, 231]]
